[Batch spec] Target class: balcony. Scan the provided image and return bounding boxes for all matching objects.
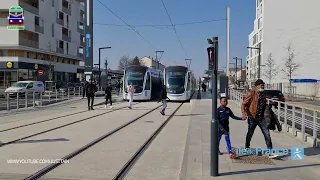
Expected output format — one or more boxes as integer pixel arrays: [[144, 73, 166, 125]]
[[80, 40, 84, 47], [19, 38, 39, 49], [62, 34, 71, 42], [80, 16, 84, 22], [62, 6, 71, 15], [0, 18, 7, 26], [77, 27, 84, 34], [56, 47, 64, 54], [78, 52, 84, 58], [19, 1, 39, 15], [56, 18, 64, 26], [34, 25, 44, 34]]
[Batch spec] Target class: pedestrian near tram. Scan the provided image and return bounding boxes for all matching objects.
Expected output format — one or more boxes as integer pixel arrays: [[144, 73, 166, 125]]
[[105, 83, 113, 109]]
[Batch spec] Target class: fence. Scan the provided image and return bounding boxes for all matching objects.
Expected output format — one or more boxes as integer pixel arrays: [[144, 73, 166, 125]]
[[229, 89, 320, 147], [0, 87, 84, 111]]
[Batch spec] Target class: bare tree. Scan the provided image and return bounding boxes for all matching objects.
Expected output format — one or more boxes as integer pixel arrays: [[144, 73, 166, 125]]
[[131, 56, 141, 65], [281, 42, 300, 87], [46, 42, 56, 81], [263, 53, 279, 84], [118, 55, 130, 70]]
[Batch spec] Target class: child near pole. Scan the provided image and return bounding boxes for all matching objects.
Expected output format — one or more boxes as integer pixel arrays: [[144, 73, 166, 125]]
[[218, 96, 245, 159]]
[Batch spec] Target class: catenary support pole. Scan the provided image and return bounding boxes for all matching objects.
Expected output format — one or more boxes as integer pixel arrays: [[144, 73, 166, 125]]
[[211, 37, 219, 176], [226, 6, 230, 97]]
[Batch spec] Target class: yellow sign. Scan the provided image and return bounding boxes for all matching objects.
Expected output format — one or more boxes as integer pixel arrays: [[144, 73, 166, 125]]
[[7, 62, 12, 68], [35, 64, 38, 69]]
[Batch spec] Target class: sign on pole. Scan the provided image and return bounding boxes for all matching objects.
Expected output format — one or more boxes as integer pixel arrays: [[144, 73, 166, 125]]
[[38, 70, 44, 76], [207, 47, 215, 70]]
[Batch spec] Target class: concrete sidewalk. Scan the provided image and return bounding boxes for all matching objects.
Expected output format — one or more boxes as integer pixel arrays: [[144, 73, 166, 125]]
[[181, 96, 320, 180]]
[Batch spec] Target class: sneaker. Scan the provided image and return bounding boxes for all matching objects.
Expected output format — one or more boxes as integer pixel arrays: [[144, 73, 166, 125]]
[[105, 105, 107, 108], [229, 153, 236, 159], [110, 106, 113, 109], [160, 112, 165, 115], [269, 153, 278, 159], [218, 150, 223, 155]]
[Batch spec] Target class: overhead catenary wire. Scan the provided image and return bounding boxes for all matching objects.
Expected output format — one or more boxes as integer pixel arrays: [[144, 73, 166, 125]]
[[160, 0, 189, 58], [96, 0, 158, 51], [94, 18, 226, 27]]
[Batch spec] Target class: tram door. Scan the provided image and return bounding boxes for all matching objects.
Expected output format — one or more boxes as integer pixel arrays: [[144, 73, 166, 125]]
[[144, 72, 151, 98]]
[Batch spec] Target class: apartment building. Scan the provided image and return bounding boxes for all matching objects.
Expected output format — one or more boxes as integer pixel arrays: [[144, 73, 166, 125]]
[[140, 56, 166, 71], [0, 0, 85, 88], [246, 0, 320, 90]]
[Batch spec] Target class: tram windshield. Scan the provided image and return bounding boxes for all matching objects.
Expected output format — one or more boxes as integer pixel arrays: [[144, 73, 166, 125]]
[[124, 71, 145, 93], [166, 71, 186, 91]]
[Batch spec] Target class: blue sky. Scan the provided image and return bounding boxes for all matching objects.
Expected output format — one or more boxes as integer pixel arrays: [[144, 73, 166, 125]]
[[92, 0, 256, 77]]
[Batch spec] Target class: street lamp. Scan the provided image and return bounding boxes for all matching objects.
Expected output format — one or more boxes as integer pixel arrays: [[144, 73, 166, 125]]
[[247, 46, 261, 79], [94, 47, 111, 87]]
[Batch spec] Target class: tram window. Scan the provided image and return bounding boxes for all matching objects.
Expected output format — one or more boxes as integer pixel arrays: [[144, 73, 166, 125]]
[[145, 73, 150, 90]]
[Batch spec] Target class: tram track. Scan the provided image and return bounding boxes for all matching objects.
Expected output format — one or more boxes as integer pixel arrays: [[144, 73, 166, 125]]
[[0, 101, 124, 133], [22, 103, 183, 180], [0, 102, 140, 148]]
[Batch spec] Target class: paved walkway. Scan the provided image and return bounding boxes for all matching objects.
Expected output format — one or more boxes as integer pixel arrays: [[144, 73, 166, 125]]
[[182, 92, 320, 180]]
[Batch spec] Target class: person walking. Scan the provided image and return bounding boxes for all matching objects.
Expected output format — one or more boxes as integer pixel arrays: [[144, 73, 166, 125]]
[[127, 83, 135, 109], [241, 79, 278, 158], [82, 80, 88, 98], [116, 81, 121, 96], [86, 79, 97, 110], [105, 83, 113, 109], [158, 85, 170, 115]]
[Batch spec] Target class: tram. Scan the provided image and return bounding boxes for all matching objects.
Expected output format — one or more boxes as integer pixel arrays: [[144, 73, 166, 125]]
[[164, 66, 197, 101], [123, 65, 163, 101]]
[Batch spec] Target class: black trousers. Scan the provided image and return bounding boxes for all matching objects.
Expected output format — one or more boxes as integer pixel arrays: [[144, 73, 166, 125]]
[[105, 94, 112, 105], [87, 95, 94, 108], [82, 89, 86, 98], [245, 117, 273, 149]]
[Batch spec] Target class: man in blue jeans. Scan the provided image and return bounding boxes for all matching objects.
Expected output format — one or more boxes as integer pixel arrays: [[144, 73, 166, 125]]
[[158, 85, 170, 115]]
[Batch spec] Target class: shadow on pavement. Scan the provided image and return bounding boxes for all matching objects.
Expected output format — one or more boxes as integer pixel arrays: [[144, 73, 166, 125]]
[[220, 163, 320, 176]]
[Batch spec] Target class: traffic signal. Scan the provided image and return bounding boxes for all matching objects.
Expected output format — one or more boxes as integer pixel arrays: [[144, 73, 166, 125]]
[[207, 47, 215, 70]]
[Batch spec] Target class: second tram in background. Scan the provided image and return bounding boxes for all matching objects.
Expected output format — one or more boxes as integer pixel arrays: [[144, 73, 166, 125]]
[[123, 65, 163, 101], [164, 66, 196, 101]]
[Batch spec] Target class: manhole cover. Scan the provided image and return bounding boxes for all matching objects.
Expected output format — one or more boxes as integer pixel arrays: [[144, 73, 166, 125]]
[[144, 121, 154, 123], [231, 147, 276, 165]]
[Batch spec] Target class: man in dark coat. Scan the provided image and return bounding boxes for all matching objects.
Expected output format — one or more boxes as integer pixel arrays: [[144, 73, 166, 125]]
[[104, 83, 113, 109], [158, 85, 170, 115], [264, 104, 282, 131], [86, 79, 97, 110], [82, 80, 88, 98]]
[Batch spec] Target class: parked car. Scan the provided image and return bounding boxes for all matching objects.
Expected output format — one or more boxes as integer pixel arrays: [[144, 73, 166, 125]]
[[4, 81, 45, 97], [58, 82, 75, 93], [265, 89, 285, 107]]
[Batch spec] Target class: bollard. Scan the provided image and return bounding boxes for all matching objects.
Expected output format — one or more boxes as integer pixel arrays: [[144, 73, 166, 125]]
[[74, 87, 76, 98], [33, 91, 35, 107], [25, 92, 28, 108], [55, 90, 58, 102], [313, 111, 318, 147], [68, 88, 70, 99], [6, 93, 10, 110], [40, 92, 43, 106], [16, 92, 19, 109], [48, 91, 51, 103], [62, 89, 64, 100], [79, 87, 81, 97]]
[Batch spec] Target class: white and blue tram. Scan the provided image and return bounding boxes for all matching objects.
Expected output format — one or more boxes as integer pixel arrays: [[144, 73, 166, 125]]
[[123, 65, 163, 100], [164, 66, 197, 101]]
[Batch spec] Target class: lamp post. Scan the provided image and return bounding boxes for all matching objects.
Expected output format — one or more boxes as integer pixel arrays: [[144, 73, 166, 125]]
[[94, 47, 111, 88], [247, 46, 261, 79]]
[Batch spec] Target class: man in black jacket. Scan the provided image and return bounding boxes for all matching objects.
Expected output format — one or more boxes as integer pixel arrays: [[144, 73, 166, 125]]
[[86, 79, 97, 110], [82, 80, 88, 98], [158, 85, 169, 115], [105, 83, 113, 109]]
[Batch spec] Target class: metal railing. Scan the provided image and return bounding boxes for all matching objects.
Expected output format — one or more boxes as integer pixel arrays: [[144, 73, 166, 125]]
[[19, 1, 39, 15], [19, 38, 39, 49], [62, 34, 71, 42], [56, 18, 64, 26], [62, 6, 71, 15], [35, 25, 44, 34], [1, 87, 83, 111], [229, 89, 320, 147], [56, 47, 64, 54]]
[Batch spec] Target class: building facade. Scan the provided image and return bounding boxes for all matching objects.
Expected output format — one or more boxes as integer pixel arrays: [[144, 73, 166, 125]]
[[246, 0, 320, 90], [0, 0, 85, 88], [140, 56, 166, 71]]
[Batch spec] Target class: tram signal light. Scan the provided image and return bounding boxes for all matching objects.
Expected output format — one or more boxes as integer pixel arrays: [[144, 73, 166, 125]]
[[207, 47, 215, 70]]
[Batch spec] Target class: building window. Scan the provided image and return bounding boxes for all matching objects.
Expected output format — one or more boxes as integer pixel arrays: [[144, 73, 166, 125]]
[[18, 69, 28, 81], [52, 23, 54, 37], [35, 16, 39, 26]]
